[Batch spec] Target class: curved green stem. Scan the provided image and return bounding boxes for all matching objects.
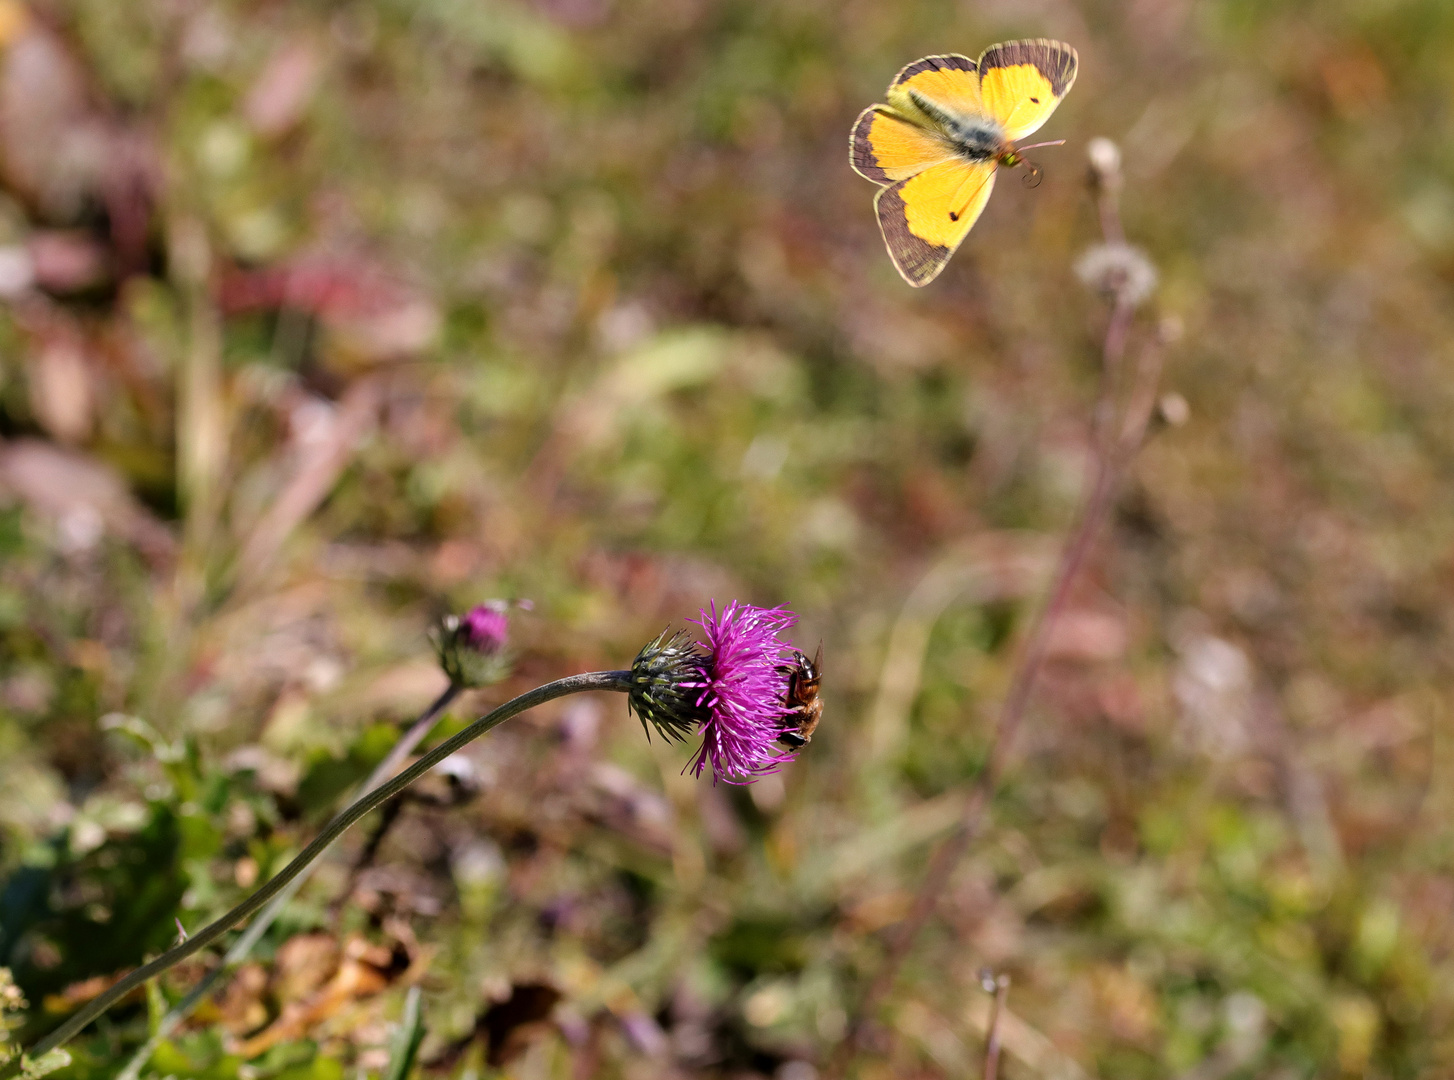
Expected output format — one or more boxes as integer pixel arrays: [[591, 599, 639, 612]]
[[113, 682, 464, 1080], [9, 670, 632, 1075]]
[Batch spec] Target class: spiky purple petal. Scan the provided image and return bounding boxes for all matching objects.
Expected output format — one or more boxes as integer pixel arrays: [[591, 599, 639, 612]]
[[435, 604, 513, 687], [686, 601, 796, 783], [459, 604, 508, 654]]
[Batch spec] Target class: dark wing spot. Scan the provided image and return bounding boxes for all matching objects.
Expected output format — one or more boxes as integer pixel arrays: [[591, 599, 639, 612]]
[[1030, 96, 1040, 103], [948, 211, 960, 221]]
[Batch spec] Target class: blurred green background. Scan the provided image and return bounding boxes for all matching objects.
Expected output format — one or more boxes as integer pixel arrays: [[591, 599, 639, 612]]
[[2, 0, 1454, 1076]]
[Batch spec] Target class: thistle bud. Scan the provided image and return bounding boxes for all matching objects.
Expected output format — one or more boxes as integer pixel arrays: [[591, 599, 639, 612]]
[[627, 628, 711, 744], [434, 603, 513, 688], [460, 605, 508, 653], [1087, 136, 1123, 193]]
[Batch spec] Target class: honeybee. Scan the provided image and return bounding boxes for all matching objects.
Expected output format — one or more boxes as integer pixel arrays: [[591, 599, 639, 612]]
[[778, 646, 823, 749]]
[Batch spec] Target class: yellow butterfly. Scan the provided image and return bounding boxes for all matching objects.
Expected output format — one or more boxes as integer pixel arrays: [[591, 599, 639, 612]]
[[850, 39, 1078, 287]]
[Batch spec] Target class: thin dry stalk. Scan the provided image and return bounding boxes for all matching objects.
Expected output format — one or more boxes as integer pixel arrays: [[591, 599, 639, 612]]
[[982, 972, 1011, 1080], [171, 216, 224, 559], [233, 373, 382, 589]]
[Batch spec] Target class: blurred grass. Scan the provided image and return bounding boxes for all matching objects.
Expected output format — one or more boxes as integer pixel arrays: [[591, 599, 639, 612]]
[[1, 0, 1454, 1076]]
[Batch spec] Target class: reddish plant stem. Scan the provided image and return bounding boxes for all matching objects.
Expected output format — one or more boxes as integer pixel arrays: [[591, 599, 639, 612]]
[[983, 974, 1011, 1080], [836, 185, 1162, 1071], [1098, 190, 1125, 246], [843, 347, 1124, 1051]]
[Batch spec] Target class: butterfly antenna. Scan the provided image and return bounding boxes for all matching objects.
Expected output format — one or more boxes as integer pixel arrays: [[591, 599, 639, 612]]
[[1015, 138, 1066, 153]]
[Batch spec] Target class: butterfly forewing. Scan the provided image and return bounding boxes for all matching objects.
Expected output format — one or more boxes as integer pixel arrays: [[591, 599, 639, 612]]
[[976, 39, 1077, 142]]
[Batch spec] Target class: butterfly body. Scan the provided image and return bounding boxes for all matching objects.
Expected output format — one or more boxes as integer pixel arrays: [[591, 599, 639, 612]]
[[851, 40, 1078, 286], [901, 92, 1005, 163]]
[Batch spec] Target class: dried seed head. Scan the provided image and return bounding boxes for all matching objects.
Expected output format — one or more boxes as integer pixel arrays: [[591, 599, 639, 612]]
[[1075, 242, 1158, 308]]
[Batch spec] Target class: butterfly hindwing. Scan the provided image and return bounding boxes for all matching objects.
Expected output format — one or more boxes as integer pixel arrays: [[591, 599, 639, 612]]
[[851, 105, 956, 184], [977, 39, 1077, 142], [875, 159, 996, 287]]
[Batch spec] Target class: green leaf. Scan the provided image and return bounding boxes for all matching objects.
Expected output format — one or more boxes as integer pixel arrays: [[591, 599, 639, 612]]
[[20, 1050, 70, 1079], [383, 987, 426, 1080]]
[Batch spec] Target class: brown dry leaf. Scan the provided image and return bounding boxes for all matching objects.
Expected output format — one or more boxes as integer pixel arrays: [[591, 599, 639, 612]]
[[232, 934, 411, 1059], [27, 230, 110, 293], [1090, 964, 1161, 1045], [27, 334, 92, 444], [480, 983, 562, 1067], [1319, 46, 1389, 119], [432, 983, 563, 1073], [1043, 609, 1129, 663], [0, 22, 102, 215], [272, 933, 340, 1001], [42, 971, 137, 1013], [0, 1, 28, 46], [212, 962, 269, 1036], [0, 438, 174, 564], [245, 42, 321, 137], [841, 890, 913, 934]]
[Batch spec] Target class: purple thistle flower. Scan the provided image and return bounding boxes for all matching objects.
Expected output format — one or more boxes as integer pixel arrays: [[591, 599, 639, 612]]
[[459, 604, 509, 654], [686, 601, 797, 784]]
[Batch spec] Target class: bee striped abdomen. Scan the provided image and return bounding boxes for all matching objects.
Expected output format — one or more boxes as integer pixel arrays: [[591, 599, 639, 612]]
[[778, 647, 824, 748]]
